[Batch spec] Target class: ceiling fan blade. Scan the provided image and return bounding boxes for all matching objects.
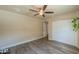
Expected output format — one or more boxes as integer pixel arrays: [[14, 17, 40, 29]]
[[34, 13, 38, 16], [43, 5, 47, 11], [42, 14, 45, 17], [45, 11, 54, 13], [29, 9, 38, 12]]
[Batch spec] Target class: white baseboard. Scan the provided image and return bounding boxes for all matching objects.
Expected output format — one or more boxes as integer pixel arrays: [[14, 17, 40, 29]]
[[0, 36, 43, 50]]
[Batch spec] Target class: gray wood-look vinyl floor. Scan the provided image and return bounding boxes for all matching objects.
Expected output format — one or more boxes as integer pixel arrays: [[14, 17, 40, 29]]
[[9, 37, 79, 54]]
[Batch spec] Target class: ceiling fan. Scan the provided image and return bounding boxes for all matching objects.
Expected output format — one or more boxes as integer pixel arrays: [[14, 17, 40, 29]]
[[29, 5, 54, 17]]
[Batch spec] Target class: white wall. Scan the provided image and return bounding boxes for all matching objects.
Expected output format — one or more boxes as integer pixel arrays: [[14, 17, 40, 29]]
[[47, 16, 53, 40], [48, 10, 79, 47], [52, 20, 78, 46], [0, 10, 43, 49]]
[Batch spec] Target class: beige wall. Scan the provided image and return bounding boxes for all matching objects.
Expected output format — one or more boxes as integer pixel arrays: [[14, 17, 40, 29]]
[[48, 10, 79, 47], [54, 10, 79, 21], [0, 10, 43, 49]]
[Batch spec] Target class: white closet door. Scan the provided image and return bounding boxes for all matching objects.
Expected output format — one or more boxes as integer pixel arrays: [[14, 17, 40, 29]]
[[42, 22, 47, 37]]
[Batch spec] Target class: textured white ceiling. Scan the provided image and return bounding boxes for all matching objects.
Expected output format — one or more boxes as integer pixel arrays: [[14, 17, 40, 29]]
[[0, 5, 79, 18]]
